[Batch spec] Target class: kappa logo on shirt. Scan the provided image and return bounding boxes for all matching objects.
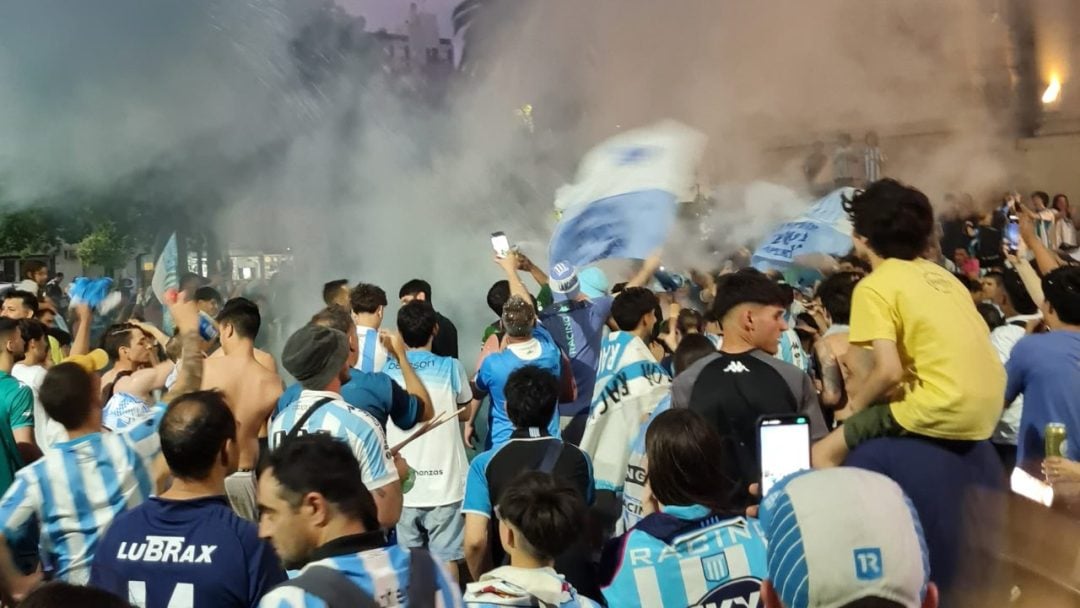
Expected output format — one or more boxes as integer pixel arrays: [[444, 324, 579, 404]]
[[117, 536, 217, 564], [723, 361, 750, 374]]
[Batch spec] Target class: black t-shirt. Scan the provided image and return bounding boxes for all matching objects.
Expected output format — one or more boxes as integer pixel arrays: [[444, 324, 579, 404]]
[[432, 312, 459, 359], [687, 349, 827, 492], [470, 430, 600, 602]]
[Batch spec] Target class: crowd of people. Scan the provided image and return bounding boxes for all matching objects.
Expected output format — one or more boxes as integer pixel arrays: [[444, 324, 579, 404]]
[[0, 176, 1074, 606]]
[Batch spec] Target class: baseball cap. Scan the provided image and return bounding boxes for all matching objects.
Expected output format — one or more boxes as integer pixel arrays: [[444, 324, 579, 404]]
[[549, 261, 581, 300], [759, 468, 930, 608], [65, 349, 109, 373], [282, 324, 349, 390]]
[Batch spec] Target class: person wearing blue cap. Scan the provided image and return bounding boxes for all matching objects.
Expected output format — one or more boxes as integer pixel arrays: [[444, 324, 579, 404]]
[[539, 253, 662, 445], [758, 467, 939, 608]]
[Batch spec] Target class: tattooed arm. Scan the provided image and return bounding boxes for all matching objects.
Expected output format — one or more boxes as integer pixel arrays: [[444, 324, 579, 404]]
[[814, 339, 846, 409], [162, 295, 204, 403]]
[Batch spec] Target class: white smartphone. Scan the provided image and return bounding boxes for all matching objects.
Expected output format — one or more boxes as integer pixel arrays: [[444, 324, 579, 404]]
[[1010, 467, 1053, 507], [758, 414, 812, 497], [491, 232, 511, 258]]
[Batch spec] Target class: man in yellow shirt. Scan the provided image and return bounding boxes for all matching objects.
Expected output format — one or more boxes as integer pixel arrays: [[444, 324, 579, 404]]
[[813, 179, 1006, 467]]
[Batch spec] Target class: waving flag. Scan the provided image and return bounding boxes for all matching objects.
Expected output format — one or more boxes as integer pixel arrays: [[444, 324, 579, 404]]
[[752, 187, 857, 285], [151, 232, 179, 333], [548, 120, 706, 271]]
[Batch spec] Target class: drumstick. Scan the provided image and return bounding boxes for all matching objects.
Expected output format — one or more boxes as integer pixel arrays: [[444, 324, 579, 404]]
[[391, 406, 468, 454]]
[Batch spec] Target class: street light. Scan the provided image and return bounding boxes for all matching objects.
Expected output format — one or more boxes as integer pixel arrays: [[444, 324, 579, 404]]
[[1042, 75, 1062, 104]]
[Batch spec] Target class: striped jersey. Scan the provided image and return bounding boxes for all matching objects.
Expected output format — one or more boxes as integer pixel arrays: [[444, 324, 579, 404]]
[[103, 392, 154, 432], [0, 407, 166, 583], [620, 396, 671, 534], [258, 543, 463, 608], [464, 566, 601, 607], [356, 325, 389, 373], [601, 505, 768, 608], [863, 146, 885, 182], [384, 350, 471, 508], [269, 390, 398, 491]]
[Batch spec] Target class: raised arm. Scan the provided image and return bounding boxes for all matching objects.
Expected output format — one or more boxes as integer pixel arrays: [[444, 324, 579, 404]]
[[496, 251, 530, 302], [1020, 207, 1062, 275], [626, 251, 664, 289], [516, 252, 550, 288], [162, 294, 204, 402], [379, 331, 434, 423], [68, 304, 93, 357]]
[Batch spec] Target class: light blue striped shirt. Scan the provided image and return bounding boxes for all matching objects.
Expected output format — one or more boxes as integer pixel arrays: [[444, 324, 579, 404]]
[[258, 545, 463, 607], [269, 391, 398, 491], [355, 325, 389, 374], [0, 407, 165, 584], [102, 392, 153, 432]]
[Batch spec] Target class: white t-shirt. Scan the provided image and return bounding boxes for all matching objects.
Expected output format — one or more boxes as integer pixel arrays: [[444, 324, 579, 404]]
[[11, 364, 55, 449], [990, 314, 1041, 444], [384, 350, 471, 508]]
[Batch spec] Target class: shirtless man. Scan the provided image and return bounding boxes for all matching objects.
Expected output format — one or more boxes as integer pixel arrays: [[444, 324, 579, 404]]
[[810, 272, 862, 412], [200, 297, 282, 520], [207, 344, 277, 374]]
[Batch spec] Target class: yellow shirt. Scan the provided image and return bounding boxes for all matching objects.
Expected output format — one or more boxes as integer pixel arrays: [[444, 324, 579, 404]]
[[48, 336, 63, 366], [849, 258, 1005, 440]]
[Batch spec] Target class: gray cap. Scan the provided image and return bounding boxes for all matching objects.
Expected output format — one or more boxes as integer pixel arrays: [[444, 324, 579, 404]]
[[282, 324, 349, 390]]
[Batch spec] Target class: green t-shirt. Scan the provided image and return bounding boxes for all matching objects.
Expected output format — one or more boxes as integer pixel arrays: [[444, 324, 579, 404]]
[[0, 371, 33, 496]]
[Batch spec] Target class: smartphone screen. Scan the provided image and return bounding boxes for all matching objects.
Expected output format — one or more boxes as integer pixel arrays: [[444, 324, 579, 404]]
[[1005, 217, 1020, 252], [758, 415, 811, 496], [491, 232, 510, 258], [1010, 467, 1053, 507]]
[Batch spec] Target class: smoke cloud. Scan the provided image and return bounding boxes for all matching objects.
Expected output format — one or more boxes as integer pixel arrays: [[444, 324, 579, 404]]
[[0, 0, 1022, 357]]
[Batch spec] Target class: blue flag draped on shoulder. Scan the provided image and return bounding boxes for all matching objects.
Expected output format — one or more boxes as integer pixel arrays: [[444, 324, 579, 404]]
[[548, 121, 706, 270], [752, 188, 856, 283]]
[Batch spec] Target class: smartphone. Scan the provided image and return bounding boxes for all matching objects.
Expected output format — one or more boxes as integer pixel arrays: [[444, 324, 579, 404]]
[[1005, 215, 1020, 253], [1010, 467, 1053, 507], [758, 414, 812, 496], [491, 232, 510, 258]]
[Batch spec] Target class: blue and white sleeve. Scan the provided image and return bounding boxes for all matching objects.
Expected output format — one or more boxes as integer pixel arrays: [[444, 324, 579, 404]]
[[257, 586, 327, 608], [0, 473, 40, 545], [349, 415, 398, 491], [122, 406, 166, 463]]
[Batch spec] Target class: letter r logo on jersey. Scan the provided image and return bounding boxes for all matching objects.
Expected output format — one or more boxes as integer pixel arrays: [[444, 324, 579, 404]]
[[853, 548, 883, 581]]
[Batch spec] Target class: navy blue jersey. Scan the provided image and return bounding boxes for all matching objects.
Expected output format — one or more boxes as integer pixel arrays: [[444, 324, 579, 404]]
[[90, 496, 285, 608]]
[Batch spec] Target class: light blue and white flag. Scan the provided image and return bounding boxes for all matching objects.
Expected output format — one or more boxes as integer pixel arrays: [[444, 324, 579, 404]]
[[151, 232, 178, 334], [548, 121, 706, 271], [752, 187, 856, 278]]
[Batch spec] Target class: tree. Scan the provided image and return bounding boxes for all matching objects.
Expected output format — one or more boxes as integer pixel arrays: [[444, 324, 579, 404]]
[[75, 222, 133, 275], [0, 208, 59, 255]]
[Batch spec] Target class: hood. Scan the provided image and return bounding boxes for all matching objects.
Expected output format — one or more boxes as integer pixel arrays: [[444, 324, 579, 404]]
[[463, 566, 572, 607]]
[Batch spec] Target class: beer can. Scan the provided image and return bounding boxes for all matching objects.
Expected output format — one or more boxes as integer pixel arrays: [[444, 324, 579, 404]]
[[1045, 423, 1067, 458]]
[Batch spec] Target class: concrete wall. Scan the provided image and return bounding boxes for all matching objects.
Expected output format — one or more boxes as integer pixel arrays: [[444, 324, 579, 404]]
[[1018, 132, 1080, 200]]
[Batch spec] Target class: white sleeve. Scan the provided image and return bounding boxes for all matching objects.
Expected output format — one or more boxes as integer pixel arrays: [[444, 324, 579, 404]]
[[348, 413, 398, 490]]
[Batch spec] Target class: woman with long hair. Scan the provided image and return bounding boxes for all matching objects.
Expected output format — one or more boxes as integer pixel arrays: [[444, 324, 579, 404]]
[[1052, 193, 1076, 250], [598, 409, 768, 607]]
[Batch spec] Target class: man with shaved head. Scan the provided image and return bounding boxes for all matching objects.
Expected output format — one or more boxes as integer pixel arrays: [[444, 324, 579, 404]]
[[90, 391, 285, 606]]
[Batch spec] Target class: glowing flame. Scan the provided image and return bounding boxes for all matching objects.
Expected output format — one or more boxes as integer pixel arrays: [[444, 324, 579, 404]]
[[1042, 76, 1062, 104]]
